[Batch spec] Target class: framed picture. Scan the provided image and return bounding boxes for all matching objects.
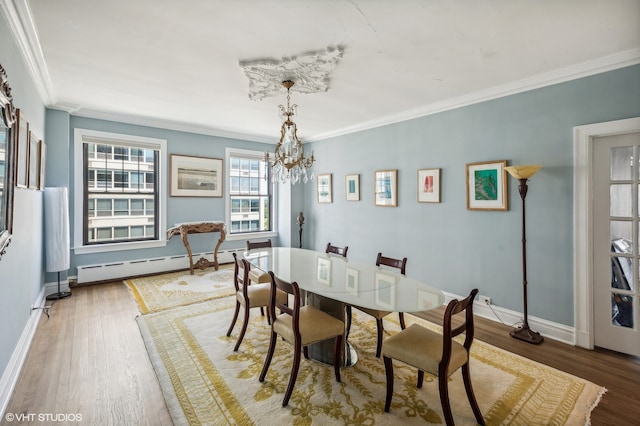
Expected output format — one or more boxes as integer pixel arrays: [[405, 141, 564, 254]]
[[375, 272, 396, 309], [38, 140, 46, 190], [345, 174, 360, 201], [317, 173, 332, 203], [170, 154, 223, 197], [14, 109, 28, 188], [374, 169, 397, 207], [27, 131, 39, 189], [466, 160, 508, 211], [345, 267, 359, 295], [417, 168, 441, 203]]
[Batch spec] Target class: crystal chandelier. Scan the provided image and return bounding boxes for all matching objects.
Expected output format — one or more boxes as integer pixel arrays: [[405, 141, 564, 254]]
[[265, 80, 315, 184]]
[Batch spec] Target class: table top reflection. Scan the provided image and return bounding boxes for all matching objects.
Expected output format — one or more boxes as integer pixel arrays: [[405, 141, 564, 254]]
[[244, 247, 444, 313]]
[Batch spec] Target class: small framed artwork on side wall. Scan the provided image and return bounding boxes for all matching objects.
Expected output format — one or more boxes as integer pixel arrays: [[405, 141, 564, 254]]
[[417, 168, 441, 203], [466, 160, 508, 211]]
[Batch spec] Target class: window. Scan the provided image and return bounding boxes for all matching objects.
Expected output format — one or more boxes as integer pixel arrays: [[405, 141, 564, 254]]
[[226, 149, 272, 235], [74, 129, 167, 254]]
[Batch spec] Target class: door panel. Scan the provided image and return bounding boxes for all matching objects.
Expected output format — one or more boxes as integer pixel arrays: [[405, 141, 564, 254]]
[[593, 132, 640, 356]]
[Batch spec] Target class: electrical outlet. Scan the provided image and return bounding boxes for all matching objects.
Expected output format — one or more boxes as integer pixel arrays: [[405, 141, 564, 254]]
[[478, 295, 491, 305]]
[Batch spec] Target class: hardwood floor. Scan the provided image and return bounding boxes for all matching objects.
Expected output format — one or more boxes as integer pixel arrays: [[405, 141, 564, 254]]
[[5, 280, 639, 425]]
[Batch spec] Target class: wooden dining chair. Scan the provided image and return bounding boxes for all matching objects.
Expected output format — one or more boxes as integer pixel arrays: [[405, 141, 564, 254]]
[[226, 253, 286, 352], [348, 252, 407, 357], [246, 239, 272, 250], [382, 288, 484, 426], [325, 242, 348, 257], [259, 271, 345, 407]]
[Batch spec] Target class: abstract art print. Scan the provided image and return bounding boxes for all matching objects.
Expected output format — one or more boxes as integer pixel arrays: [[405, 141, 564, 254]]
[[417, 168, 441, 203], [466, 160, 508, 210]]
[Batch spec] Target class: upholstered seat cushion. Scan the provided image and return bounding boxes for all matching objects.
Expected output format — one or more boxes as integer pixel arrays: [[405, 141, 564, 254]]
[[237, 284, 287, 308], [382, 324, 468, 376], [273, 305, 344, 346], [248, 268, 270, 284], [353, 305, 391, 319]]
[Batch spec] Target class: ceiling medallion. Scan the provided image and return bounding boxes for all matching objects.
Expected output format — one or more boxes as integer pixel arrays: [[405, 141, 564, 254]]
[[239, 46, 344, 100]]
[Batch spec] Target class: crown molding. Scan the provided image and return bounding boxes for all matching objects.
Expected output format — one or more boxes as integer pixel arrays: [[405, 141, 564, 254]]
[[308, 48, 640, 142], [0, 0, 55, 105], [67, 108, 274, 144]]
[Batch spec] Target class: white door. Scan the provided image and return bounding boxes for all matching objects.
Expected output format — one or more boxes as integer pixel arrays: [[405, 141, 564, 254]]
[[593, 131, 640, 356]]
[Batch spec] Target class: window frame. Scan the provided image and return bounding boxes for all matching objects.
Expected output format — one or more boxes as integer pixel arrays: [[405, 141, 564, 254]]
[[73, 128, 167, 254], [225, 147, 277, 240]]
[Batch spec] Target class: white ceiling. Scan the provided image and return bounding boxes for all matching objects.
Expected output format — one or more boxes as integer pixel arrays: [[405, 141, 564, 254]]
[[4, 0, 640, 143]]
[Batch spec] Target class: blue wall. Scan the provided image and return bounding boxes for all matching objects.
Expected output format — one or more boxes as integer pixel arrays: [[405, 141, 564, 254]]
[[304, 65, 640, 326], [61, 116, 273, 270], [0, 16, 47, 387]]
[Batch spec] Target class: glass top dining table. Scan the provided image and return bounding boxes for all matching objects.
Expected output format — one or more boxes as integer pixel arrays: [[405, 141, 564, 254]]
[[243, 247, 444, 315]]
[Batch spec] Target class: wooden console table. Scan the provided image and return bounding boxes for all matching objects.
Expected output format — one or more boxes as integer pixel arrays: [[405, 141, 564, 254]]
[[167, 221, 226, 274]]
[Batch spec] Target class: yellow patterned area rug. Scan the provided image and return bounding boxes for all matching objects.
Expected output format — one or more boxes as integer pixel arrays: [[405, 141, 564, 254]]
[[136, 296, 605, 425], [125, 264, 234, 314]]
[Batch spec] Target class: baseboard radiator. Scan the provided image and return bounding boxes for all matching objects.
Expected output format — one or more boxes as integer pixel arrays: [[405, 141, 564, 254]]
[[76, 248, 244, 284]]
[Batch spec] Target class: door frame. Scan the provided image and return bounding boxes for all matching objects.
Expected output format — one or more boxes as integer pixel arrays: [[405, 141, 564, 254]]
[[573, 117, 640, 349]]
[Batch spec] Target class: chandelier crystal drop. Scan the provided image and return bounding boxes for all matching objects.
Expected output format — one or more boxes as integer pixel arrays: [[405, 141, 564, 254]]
[[265, 80, 315, 184]]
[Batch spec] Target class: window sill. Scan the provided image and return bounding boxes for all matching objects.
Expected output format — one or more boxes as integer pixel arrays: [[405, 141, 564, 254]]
[[224, 231, 278, 242]]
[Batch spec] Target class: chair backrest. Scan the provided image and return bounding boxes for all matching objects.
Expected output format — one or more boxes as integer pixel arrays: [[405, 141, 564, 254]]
[[441, 288, 479, 367], [376, 252, 407, 275], [232, 252, 250, 293], [267, 271, 301, 333], [326, 242, 348, 257], [246, 239, 272, 250]]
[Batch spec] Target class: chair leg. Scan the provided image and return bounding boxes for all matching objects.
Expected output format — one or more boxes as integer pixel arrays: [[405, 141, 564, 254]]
[[226, 301, 240, 337], [260, 306, 265, 317], [303, 346, 309, 359], [375, 318, 384, 357], [259, 331, 277, 383], [438, 373, 454, 426], [417, 370, 424, 388], [399, 312, 406, 329], [233, 306, 250, 352], [333, 335, 343, 382], [383, 356, 394, 412], [345, 305, 352, 339], [283, 341, 302, 407], [462, 363, 485, 425]]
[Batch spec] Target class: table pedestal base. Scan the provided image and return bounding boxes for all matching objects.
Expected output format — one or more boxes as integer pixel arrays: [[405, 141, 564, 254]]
[[306, 293, 357, 367]]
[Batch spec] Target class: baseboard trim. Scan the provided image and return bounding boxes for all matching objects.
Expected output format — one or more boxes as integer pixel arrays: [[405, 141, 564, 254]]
[[0, 287, 46, 418], [442, 291, 575, 346]]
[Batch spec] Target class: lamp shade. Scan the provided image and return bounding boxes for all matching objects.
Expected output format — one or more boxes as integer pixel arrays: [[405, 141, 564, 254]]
[[505, 165, 542, 180], [44, 187, 70, 273]]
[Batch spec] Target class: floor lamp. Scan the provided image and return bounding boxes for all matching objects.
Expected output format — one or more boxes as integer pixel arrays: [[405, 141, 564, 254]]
[[44, 187, 72, 300], [505, 165, 543, 344]]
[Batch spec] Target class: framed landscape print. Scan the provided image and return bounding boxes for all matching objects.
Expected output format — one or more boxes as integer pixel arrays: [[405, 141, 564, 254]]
[[374, 169, 397, 207], [27, 131, 39, 189], [345, 174, 360, 201], [466, 160, 508, 211], [170, 154, 223, 197], [317, 173, 332, 203], [14, 109, 28, 188], [417, 168, 441, 203]]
